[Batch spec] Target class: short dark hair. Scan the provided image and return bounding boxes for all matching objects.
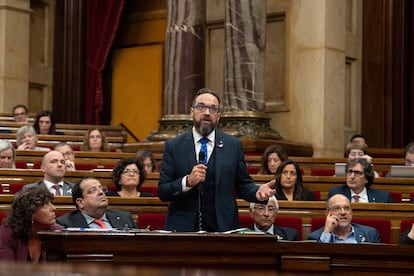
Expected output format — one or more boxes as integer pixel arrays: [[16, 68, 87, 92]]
[[346, 158, 374, 187], [192, 88, 221, 106], [112, 158, 146, 191], [350, 134, 367, 144], [12, 104, 28, 114], [71, 178, 92, 208], [404, 142, 414, 158]]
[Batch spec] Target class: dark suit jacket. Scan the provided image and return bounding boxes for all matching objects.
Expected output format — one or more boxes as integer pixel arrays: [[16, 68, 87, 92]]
[[253, 225, 299, 241], [400, 229, 414, 245], [56, 209, 136, 229], [22, 180, 74, 196], [308, 223, 381, 243], [158, 130, 259, 232], [327, 185, 393, 203], [0, 223, 63, 261]]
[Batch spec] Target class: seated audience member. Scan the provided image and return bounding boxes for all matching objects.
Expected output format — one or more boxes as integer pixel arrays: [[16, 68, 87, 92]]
[[136, 149, 158, 173], [274, 159, 315, 201], [249, 196, 299, 240], [12, 104, 29, 124], [22, 151, 74, 196], [400, 222, 414, 245], [404, 142, 414, 166], [15, 125, 50, 151], [349, 134, 367, 145], [57, 177, 136, 229], [54, 142, 76, 171], [0, 140, 16, 168], [328, 158, 392, 203], [80, 128, 109, 152], [33, 110, 61, 135], [345, 141, 379, 177], [0, 186, 63, 262], [258, 145, 288, 174], [106, 157, 153, 197], [308, 194, 381, 243], [386, 142, 414, 178]]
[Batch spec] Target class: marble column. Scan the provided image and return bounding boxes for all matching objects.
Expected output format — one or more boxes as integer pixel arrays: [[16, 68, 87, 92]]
[[149, 0, 205, 141], [221, 0, 281, 139], [0, 0, 31, 112]]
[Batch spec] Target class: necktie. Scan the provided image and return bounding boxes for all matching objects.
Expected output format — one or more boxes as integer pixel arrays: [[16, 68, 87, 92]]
[[353, 195, 360, 202], [94, 219, 107, 229], [53, 184, 61, 196], [199, 137, 209, 164]]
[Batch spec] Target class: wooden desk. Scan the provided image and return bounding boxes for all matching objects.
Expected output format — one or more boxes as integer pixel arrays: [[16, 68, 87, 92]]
[[38, 231, 414, 273]]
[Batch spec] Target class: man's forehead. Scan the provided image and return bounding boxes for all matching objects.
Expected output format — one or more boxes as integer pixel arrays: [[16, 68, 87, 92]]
[[82, 179, 101, 188], [195, 94, 219, 105]]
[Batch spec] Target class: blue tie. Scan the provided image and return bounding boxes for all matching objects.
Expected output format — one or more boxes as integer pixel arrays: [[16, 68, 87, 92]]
[[199, 137, 209, 164]]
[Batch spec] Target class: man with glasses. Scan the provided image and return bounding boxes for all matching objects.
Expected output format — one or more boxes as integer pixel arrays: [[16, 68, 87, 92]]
[[159, 88, 276, 232], [249, 196, 299, 240], [308, 194, 380, 243], [327, 158, 392, 203], [12, 104, 29, 123], [54, 142, 76, 171], [22, 150, 74, 196], [57, 177, 136, 229]]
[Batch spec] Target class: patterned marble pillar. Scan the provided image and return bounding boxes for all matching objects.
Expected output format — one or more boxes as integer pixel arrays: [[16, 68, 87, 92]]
[[149, 0, 205, 141], [0, 0, 31, 112], [221, 0, 281, 139]]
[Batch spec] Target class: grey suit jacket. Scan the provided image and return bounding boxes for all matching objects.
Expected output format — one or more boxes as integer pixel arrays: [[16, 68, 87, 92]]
[[159, 130, 259, 232], [56, 209, 136, 229], [22, 180, 74, 195]]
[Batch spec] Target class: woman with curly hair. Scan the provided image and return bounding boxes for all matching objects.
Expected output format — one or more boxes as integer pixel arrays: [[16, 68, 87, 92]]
[[80, 128, 109, 152], [106, 157, 154, 197], [0, 186, 63, 262], [274, 159, 315, 201], [258, 145, 288, 174]]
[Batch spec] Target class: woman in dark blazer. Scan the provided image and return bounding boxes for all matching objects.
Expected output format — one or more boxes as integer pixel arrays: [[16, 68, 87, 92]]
[[274, 159, 315, 201], [0, 186, 63, 262]]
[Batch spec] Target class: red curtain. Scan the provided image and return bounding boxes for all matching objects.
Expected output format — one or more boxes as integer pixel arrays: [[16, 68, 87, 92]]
[[85, 0, 125, 124]]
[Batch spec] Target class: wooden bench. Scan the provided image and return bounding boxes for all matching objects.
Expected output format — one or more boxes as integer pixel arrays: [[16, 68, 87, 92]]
[[0, 121, 127, 143], [14, 150, 136, 170], [0, 195, 412, 243]]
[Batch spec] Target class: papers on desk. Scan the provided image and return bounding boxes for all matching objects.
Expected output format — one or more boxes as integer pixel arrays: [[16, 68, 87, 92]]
[[223, 228, 265, 234]]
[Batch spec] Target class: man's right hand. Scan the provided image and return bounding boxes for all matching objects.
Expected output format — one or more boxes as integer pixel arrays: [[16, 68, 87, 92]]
[[186, 164, 207, 187], [323, 212, 339, 233]]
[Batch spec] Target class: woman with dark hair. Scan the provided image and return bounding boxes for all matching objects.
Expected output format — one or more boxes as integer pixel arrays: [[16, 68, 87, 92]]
[[33, 110, 60, 135], [258, 145, 288, 174], [136, 149, 158, 173], [274, 159, 315, 201], [0, 186, 63, 262], [106, 157, 153, 197], [81, 128, 109, 152]]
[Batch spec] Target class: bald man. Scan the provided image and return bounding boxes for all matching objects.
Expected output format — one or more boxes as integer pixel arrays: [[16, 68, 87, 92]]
[[22, 150, 74, 195], [308, 194, 380, 243]]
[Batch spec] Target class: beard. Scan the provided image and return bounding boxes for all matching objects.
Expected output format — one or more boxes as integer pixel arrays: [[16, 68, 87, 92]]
[[193, 116, 218, 136]]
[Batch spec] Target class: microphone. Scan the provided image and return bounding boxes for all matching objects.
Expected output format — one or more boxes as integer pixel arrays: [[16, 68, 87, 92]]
[[198, 151, 206, 165]]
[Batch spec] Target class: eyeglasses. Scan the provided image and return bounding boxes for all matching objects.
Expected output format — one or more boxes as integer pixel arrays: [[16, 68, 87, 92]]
[[254, 205, 277, 214], [346, 169, 364, 177], [86, 186, 108, 194], [192, 103, 220, 114], [327, 205, 352, 213], [122, 169, 139, 175]]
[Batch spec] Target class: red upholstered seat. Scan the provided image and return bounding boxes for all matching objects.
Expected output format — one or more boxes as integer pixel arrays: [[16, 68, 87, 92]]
[[400, 220, 414, 234], [311, 190, 321, 200], [137, 213, 166, 230], [310, 217, 392, 244], [239, 215, 302, 238], [139, 186, 158, 196], [389, 192, 402, 203], [310, 169, 335, 176]]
